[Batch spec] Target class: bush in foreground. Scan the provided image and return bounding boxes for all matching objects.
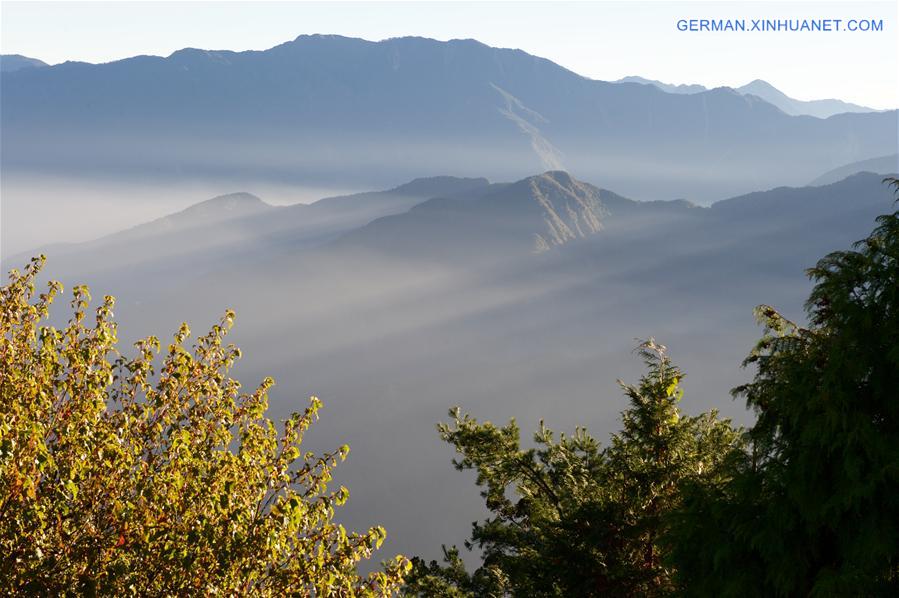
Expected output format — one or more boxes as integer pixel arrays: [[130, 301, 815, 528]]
[[0, 256, 408, 596]]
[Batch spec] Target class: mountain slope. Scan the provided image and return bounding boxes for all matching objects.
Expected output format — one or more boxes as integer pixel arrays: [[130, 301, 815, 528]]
[[5, 175, 492, 280], [335, 171, 693, 261], [616, 75, 877, 118], [809, 154, 899, 186], [3, 35, 895, 203], [615, 76, 707, 94], [0, 54, 48, 72], [306, 176, 490, 220], [117, 192, 271, 238], [736, 79, 874, 118]]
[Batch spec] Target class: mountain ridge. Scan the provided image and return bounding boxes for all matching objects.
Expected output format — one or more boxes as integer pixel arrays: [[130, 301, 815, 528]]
[[809, 155, 899, 186], [0, 54, 48, 73], [334, 170, 682, 259], [1, 175, 496, 276], [615, 75, 877, 118], [3, 35, 895, 204]]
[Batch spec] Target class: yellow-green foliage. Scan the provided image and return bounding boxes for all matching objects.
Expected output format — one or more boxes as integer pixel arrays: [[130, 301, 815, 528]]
[[0, 256, 409, 596]]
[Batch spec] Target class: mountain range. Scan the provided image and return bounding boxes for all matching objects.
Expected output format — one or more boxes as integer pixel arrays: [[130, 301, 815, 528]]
[[14, 169, 895, 292], [9, 168, 896, 565], [616, 75, 876, 118], [2, 35, 896, 205]]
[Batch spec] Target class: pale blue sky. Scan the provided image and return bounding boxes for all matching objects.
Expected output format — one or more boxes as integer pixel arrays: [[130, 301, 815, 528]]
[[2, 1, 897, 109]]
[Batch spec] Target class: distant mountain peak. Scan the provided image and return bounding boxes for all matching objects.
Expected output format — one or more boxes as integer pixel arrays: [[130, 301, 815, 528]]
[[743, 78, 776, 88], [87, 192, 271, 247], [292, 33, 358, 42], [737, 79, 791, 100], [537, 170, 574, 183], [809, 154, 899, 186], [1, 54, 49, 73], [615, 75, 877, 118], [481, 171, 608, 251], [150, 192, 270, 228], [167, 47, 234, 66], [186, 191, 267, 212]]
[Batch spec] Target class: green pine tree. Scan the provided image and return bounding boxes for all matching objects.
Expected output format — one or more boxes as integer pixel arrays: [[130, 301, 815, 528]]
[[668, 178, 899, 596], [405, 340, 741, 597]]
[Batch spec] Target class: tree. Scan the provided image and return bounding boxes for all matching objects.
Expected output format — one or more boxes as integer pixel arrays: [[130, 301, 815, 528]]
[[668, 179, 899, 596], [0, 256, 409, 596], [404, 340, 741, 597]]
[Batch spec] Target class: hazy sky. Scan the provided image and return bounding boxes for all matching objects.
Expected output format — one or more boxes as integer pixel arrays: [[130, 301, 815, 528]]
[[2, 0, 897, 109]]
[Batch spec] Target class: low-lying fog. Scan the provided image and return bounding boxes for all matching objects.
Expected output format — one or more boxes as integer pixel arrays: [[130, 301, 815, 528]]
[[0, 173, 361, 257]]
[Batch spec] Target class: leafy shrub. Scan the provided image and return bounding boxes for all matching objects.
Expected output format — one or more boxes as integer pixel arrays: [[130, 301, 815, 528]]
[[0, 256, 408, 596]]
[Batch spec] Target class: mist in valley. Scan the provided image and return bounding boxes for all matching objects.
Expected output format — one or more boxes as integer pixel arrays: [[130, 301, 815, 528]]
[[0, 173, 364, 257], [6, 168, 895, 564]]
